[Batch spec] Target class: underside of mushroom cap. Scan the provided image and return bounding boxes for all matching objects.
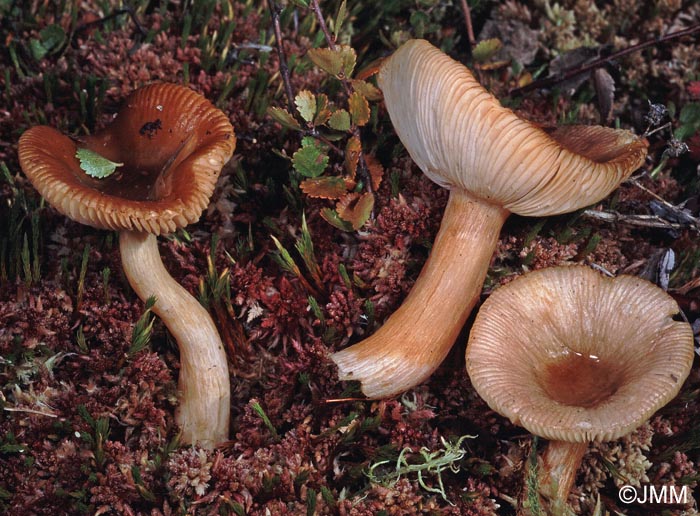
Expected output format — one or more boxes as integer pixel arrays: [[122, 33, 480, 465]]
[[465, 266, 695, 443], [18, 83, 236, 235], [377, 40, 648, 216]]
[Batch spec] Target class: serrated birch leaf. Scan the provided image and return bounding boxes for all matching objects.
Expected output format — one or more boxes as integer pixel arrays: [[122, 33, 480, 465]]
[[337, 191, 374, 230], [295, 90, 316, 123], [300, 176, 348, 199], [320, 207, 354, 232], [344, 135, 361, 179], [292, 142, 329, 178], [472, 38, 503, 63], [328, 109, 351, 131], [365, 154, 384, 190], [268, 106, 301, 130], [314, 94, 332, 125], [75, 148, 123, 178], [307, 45, 356, 78], [307, 47, 343, 76], [351, 80, 382, 101], [338, 45, 357, 77], [349, 91, 370, 127]]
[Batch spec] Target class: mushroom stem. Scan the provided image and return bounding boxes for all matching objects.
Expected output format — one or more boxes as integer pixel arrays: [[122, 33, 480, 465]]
[[538, 440, 588, 504], [119, 230, 230, 448], [331, 189, 509, 398]]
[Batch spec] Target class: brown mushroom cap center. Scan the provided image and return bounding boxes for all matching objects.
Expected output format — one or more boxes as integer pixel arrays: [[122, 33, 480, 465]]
[[537, 350, 621, 408], [75, 138, 192, 202], [74, 117, 201, 201]]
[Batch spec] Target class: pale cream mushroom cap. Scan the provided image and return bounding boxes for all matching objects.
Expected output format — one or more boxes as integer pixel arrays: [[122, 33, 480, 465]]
[[377, 40, 648, 216], [466, 265, 695, 443], [18, 82, 236, 235]]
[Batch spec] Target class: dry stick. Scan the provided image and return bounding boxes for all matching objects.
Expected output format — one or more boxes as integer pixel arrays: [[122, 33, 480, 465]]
[[267, 0, 297, 114], [510, 23, 700, 96], [74, 6, 147, 37], [458, 0, 476, 52], [310, 0, 336, 50], [582, 209, 699, 233], [627, 176, 700, 227]]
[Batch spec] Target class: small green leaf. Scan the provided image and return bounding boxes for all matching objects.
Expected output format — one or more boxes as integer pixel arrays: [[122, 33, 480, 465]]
[[30, 25, 66, 60], [300, 176, 348, 199], [337, 192, 374, 230], [307, 45, 356, 78], [267, 106, 301, 130], [314, 93, 332, 125], [75, 148, 123, 179], [289, 0, 309, 6], [295, 90, 316, 123], [338, 45, 357, 77], [29, 39, 48, 61], [39, 24, 66, 52], [307, 47, 342, 76], [320, 207, 354, 231], [344, 136, 361, 178], [676, 102, 700, 140], [334, 0, 347, 39], [348, 91, 370, 127], [292, 141, 329, 178], [352, 80, 382, 101], [472, 38, 503, 63], [328, 109, 351, 131]]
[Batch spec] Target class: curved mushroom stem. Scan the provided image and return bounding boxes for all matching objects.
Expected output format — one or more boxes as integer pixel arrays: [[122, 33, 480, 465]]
[[331, 189, 509, 398], [538, 440, 589, 505], [119, 231, 230, 448]]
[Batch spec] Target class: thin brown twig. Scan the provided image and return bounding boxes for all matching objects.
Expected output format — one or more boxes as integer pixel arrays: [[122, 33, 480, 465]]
[[458, 0, 476, 48], [310, 0, 336, 50], [267, 0, 296, 114], [74, 6, 147, 37], [510, 23, 700, 96]]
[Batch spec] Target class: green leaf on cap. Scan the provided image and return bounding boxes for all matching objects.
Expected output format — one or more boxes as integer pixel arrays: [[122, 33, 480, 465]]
[[76, 148, 123, 179]]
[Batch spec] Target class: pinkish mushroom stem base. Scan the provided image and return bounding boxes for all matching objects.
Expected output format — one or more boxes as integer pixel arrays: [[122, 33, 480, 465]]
[[537, 440, 589, 505], [119, 230, 230, 448], [331, 189, 509, 398]]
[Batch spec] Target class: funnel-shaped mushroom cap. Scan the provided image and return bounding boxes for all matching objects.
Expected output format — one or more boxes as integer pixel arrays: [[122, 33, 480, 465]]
[[466, 266, 694, 443], [18, 83, 235, 235], [378, 40, 648, 216]]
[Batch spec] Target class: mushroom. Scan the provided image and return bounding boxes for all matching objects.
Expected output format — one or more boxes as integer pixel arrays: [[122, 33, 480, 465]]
[[330, 39, 648, 398], [465, 265, 695, 507], [18, 83, 236, 448]]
